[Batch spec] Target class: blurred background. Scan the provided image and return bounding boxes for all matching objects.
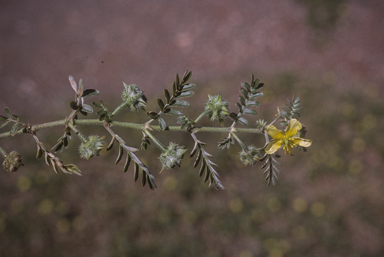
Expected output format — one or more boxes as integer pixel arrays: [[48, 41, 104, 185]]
[[1, 0, 384, 256]]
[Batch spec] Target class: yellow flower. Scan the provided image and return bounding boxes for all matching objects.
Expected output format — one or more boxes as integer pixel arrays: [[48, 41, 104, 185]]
[[265, 119, 312, 155]]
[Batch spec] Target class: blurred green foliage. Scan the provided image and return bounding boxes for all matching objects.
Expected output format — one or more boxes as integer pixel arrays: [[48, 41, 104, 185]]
[[1, 70, 384, 257]]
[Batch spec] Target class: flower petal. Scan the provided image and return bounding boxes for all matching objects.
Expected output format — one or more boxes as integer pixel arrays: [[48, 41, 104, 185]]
[[266, 125, 284, 140], [265, 140, 283, 154], [285, 119, 302, 138], [291, 137, 312, 147]]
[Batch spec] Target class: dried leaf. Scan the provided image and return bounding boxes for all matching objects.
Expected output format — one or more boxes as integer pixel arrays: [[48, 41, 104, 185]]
[[115, 145, 123, 164]]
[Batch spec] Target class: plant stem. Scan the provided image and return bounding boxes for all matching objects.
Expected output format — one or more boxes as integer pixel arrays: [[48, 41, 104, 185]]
[[230, 132, 247, 151], [111, 102, 128, 117], [194, 109, 211, 123], [143, 129, 167, 153], [0, 145, 7, 158], [67, 123, 88, 143], [0, 118, 262, 140]]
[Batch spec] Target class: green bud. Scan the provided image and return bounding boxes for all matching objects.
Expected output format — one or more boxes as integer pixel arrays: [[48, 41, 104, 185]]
[[2, 151, 24, 172], [239, 145, 261, 166], [159, 142, 187, 171], [121, 83, 147, 112], [204, 94, 229, 123], [79, 135, 105, 160]]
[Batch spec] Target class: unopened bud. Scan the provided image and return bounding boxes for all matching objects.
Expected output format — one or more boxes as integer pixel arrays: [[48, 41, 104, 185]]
[[159, 143, 187, 171], [121, 83, 147, 112], [204, 94, 229, 123], [239, 146, 261, 166], [2, 151, 24, 172], [79, 135, 105, 160]]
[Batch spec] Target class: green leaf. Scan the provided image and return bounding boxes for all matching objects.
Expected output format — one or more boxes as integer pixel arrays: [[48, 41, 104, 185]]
[[172, 100, 189, 107], [199, 161, 206, 177], [68, 75, 78, 92], [81, 104, 93, 113], [36, 144, 43, 159], [245, 101, 260, 107], [172, 82, 177, 96], [181, 70, 192, 84], [229, 112, 238, 120], [240, 88, 249, 99], [255, 82, 264, 90], [193, 150, 202, 168], [166, 109, 183, 116], [164, 89, 171, 103], [249, 92, 263, 100], [52, 141, 64, 153], [44, 152, 50, 166], [0, 115, 7, 121], [69, 101, 78, 110], [123, 153, 131, 173], [64, 164, 82, 176], [106, 137, 115, 151], [122, 144, 138, 152], [11, 123, 19, 136], [242, 109, 257, 115], [204, 166, 210, 183], [236, 103, 242, 112], [175, 73, 180, 88], [176, 91, 194, 98], [115, 145, 123, 164], [239, 96, 246, 106], [182, 83, 195, 91], [148, 176, 156, 190], [0, 120, 10, 129], [157, 99, 165, 111], [78, 78, 84, 97], [134, 162, 139, 181], [5, 107, 12, 119], [190, 142, 198, 158], [242, 82, 251, 91], [51, 159, 59, 174], [238, 117, 249, 126], [141, 167, 146, 186], [146, 111, 159, 119], [93, 101, 102, 108], [158, 117, 167, 131], [82, 89, 100, 97]]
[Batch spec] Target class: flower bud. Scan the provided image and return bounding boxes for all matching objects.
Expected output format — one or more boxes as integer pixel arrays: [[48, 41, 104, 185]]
[[239, 145, 261, 166], [2, 151, 24, 172], [79, 135, 105, 160], [121, 83, 147, 112], [159, 143, 187, 171], [204, 94, 229, 123]]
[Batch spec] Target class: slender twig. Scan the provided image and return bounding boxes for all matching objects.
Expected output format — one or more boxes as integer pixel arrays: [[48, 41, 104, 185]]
[[0, 119, 263, 140]]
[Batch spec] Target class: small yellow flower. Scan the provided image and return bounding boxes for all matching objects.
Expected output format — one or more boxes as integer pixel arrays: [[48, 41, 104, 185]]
[[265, 119, 312, 155]]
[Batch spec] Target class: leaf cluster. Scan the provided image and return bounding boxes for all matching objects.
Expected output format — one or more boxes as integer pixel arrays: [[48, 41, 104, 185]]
[[260, 152, 281, 186], [148, 70, 195, 131], [279, 96, 302, 126], [68, 75, 100, 116], [51, 126, 72, 153], [35, 135, 81, 176], [106, 130, 156, 190], [0, 107, 24, 136], [93, 100, 113, 122], [190, 133, 223, 189], [229, 75, 264, 126]]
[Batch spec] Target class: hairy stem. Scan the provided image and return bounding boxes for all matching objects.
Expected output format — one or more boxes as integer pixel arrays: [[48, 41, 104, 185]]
[[230, 132, 248, 151], [67, 123, 88, 143], [143, 129, 167, 153], [0, 145, 7, 158], [0, 119, 263, 140]]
